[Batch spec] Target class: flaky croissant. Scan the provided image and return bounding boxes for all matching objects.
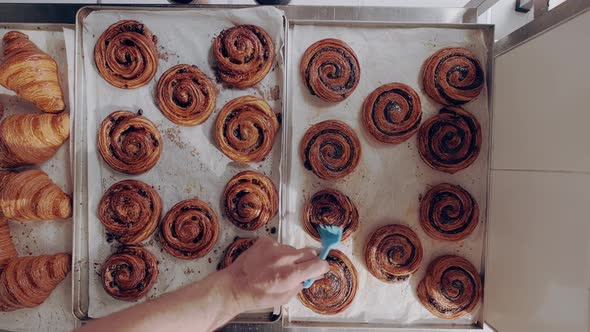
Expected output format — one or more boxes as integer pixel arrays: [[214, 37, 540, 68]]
[[0, 216, 17, 269], [0, 169, 71, 221], [0, 31, 65, 113], [0, 112, 69, 168], [0, 253, 70, 311]]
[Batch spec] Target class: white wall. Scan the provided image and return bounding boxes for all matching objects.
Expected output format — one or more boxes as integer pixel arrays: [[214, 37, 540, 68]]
[[486, 8, 590, 332], [477, 0, 534, 40]]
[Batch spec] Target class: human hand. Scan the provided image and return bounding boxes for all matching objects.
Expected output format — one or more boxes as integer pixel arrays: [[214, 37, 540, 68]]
[[224, 236, 329, 312]]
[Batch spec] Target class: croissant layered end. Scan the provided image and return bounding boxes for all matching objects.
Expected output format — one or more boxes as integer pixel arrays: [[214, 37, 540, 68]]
[[0, 253, 71, 311], [0, 169, 72, 221], [53, 112, 70, 138], [0, 217, 17, 269], [0, 31, 65, 113], [0, 112, 70, 168]]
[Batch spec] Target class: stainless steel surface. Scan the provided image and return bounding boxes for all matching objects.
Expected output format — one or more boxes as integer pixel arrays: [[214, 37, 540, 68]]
[[283, 6, 478, 23], [465, 0, 502, 14], [281, 19, 494, 331], [0, 3, 478, 24], [494, 0, 590, 55], [72, 9, 89, 322]]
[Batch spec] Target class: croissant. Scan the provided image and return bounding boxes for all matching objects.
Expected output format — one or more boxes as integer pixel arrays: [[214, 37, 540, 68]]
[[0, 169, 71, 221], [0, 31, 65, 113], [0, 253, 70, 311], [0, 112, 69, 168], [0, 216, 17, 269]]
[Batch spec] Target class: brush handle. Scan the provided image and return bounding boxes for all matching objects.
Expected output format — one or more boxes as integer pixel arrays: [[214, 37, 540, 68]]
[[302, 245, 333, 289], [318, 244, 332, 260]]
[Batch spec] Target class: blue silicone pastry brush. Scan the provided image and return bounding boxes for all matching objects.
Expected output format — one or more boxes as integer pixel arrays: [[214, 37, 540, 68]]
[[302, 225, 343, 289]]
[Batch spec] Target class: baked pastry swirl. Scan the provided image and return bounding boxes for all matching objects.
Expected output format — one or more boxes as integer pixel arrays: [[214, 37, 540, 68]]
[[362, 83, 422, 144], [160, 199, 219, 259], [98, 180, 162, 245], [94, 20, 158, 89], [98, 110, 162, 174], [418, 107, 481, 174], [213, 25, 275, 88], [418, 255, 482, 319], [300, 38, 360, 102], [420, 183, 479, 241], [365, 224, 423, 283], [300, 120, 361, 180], [223, 171, 278, 231], [156, 64, 217, 126], [303, 188, 358, 242], [422, 47, 484, 105], [215, 96, 279, 163], [102, 246, 158, 301], [218, 237, 256, 270], [298, 249, 357, 315]]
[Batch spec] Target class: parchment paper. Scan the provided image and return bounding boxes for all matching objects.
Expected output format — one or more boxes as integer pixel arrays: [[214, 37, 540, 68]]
[[80, 7, 285, 318], [0, 27, 75, 332], [283, 23, 489, 327]]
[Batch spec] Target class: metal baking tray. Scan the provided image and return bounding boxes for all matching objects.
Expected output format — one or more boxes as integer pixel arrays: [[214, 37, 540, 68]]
[[72, 6, 287, 324], [0, 23, 79, 331], [280, 19, 494, 330]]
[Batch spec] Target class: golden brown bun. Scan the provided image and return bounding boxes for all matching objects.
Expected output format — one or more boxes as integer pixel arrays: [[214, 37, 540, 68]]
[[160, 199, 219, 260], [102, 246, 157, 301], [365, 224, 423, 283], [419, 183, 479, 241], [422, 47, 484, 105], [418, 107, 481, 174], [362, 83, 422, 144], [300, 120, 361, 180], [156, 64, 217, 126], [298, 249, 357, 315], [98, 180, 162, 244], [417, 255, 482, 319], [213, 25, 275, 88], [300, 38, 360, 102], [97, 110, 162, 175], [303, 188, 358, 242], [223, 171, 278, 231], [94, 20, 158, 89], [215, 96, 279, 163]]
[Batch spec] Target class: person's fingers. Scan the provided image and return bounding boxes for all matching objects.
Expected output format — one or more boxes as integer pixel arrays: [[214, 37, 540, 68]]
[[256, 235, 274, 246], [294, 247, 318, 264], [277, 284, 304, 305], [286, 258, 330, 285], [279, 243, 298, 253]]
